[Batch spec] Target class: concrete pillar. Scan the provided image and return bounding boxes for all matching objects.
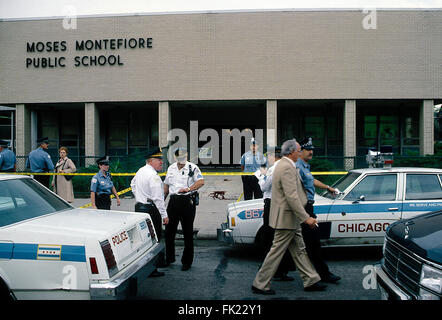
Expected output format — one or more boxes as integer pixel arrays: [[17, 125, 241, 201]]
[[30, 110, 38, 151], [158, 101, 171, 148], [15, 104, 31, 166], [420, 100, 434, 155], [85, 102, 100, 166], [266, 100, 277, 148], [344, 100, 357, 170]]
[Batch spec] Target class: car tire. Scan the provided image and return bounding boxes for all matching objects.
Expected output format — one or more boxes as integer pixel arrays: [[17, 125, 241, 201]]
[[0, 278, 14, 301]]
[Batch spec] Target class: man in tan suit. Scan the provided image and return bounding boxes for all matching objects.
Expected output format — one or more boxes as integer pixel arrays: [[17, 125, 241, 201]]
[[252, 139, 327, 295]]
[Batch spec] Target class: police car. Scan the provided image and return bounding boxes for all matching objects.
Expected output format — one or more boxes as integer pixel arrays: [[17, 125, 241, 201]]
[[0, 174, 163, 300], [218, 167, 442, 247]]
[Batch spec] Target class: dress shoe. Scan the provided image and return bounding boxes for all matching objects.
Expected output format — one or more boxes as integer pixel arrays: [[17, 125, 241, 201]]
[[149, 269, 165, 277], [251, 286, 276, 295], [322, 273, 341, 284], [273, 274, 295, 281], [181, 264, 191, 271], [304, 281, 327, 292]]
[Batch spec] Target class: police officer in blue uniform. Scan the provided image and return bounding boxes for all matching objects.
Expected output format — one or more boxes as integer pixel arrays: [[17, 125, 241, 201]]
[[0, 140, 16, 172], [26, 137, 55, 188], [90, 156, 120, 210], [297, 137, 341, 284], [240, 138, 266, 200]]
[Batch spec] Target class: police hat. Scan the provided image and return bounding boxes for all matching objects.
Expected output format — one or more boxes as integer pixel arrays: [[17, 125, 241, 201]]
[[174, 148, 188, 163], [300, 137, 314, 150], [37, 137, 49, 144], [146, 147, 163, 159], [0, 140, 8, 147], [96, 156, 110, 165]]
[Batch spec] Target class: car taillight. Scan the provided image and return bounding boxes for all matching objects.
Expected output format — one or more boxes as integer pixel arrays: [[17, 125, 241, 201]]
[[146, 218, 157, 243], [100, 240, 118, 276], [89, 257, 99, 274]]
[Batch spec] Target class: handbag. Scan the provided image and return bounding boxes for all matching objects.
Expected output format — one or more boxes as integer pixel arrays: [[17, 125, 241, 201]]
[[61, 159, 74, 181]]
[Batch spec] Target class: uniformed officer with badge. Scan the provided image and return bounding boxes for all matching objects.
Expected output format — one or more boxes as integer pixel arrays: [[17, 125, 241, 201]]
[[0, 140, 16, 172], [164, 148, 204, 271], [297, 137, 341, 284], [131, 147, 169, 277], [90, 156, 120, 210], [26, 137, 55, 188], [240, 138, 266, 200]]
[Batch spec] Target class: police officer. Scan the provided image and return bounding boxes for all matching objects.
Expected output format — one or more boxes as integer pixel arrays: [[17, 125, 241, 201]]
[[297, 137, 341, 284], [131, 147, 169, 277], [240, 138, 266, 200], [90, 156, 120, 210], [26, 137, 55, 188], [164, 148, 204, 271], [0, 140, 16, 172]]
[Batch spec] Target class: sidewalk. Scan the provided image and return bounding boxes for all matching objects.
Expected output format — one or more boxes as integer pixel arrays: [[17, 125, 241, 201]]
[[72, 175, 244, 239]]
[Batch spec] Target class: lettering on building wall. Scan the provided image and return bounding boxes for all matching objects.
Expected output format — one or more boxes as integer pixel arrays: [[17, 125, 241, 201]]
[[25, 37, 153, 69]]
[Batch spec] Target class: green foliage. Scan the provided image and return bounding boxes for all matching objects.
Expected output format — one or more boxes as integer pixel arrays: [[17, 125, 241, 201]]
[[309, 158, 336, 172], [393, 156, 442, 169], [72, 156, 145, 198], [308, 158, 342, 194]]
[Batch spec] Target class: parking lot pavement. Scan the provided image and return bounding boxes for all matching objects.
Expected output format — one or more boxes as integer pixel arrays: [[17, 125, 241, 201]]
[[72, 197, 231, 239], [72, 175, 243, 239]]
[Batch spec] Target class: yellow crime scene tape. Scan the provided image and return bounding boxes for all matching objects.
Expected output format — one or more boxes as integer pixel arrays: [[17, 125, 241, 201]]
[[0, 171, 347, 207]]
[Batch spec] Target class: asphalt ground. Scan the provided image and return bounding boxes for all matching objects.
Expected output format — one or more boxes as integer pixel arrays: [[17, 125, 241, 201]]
[[72, 175, 244, 239]]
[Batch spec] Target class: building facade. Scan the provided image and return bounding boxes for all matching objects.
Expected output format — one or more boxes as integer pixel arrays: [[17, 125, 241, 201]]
[[0, 9, 441, 169]]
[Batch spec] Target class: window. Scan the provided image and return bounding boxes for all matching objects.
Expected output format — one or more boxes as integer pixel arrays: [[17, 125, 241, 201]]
[[0, 178, 72, 227], [344, 174, 397, 201], [405, 174, 442, 200], [323, 172, 361, 199]]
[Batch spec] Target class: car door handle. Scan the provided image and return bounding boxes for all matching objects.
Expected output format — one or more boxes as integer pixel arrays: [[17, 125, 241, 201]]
[[388, 208, 399, 211]]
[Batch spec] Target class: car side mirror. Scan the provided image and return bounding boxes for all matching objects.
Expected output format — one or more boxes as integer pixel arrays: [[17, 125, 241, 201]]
[[352, 195, 365, 204]]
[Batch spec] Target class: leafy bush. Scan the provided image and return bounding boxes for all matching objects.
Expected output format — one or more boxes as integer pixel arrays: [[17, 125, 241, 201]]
[[308, 158, 343, 193], [72, 157, 143, 198]]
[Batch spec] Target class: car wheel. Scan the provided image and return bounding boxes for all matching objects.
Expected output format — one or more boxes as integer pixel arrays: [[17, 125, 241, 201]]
[[0, 279, 14, 301]]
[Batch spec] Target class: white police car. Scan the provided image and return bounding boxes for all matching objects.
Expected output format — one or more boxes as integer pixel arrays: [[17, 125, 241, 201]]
[[218, 167, 442, 247], [0, 174, 163, 300]]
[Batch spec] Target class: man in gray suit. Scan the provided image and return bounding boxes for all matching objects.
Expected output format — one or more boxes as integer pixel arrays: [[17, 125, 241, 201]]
[[252, 139, 327, 295]]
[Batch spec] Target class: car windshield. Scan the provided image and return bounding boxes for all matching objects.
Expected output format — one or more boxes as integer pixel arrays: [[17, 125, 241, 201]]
[[0, 178, 73, 227], [322, 172, 361, 199]]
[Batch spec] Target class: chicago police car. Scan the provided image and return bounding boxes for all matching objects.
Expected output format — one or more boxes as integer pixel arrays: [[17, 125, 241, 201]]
[[0, 174, 163, 300], [218, 167, 442, 247]]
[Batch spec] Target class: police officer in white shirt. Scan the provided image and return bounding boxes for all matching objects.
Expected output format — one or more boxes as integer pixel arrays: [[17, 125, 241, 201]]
[[164, 148, 204, 271], [131, 147, 169, 277]]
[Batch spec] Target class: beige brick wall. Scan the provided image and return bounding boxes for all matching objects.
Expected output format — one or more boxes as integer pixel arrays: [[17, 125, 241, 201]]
[[0, 10, 441, 104], [420, 100, 435, 155]]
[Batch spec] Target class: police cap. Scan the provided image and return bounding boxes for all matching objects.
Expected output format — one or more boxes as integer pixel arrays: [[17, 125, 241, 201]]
[[174, 148, 188, 164], [0, 140, 8, 147], [96, 156, 110, 165], [300, 137, 314, 150], [37, 137, 49, 144], [146, 147, 163, 159]]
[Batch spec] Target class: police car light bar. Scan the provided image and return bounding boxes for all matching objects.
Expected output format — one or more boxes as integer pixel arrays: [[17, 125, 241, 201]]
[[366, 146, 394, 168]]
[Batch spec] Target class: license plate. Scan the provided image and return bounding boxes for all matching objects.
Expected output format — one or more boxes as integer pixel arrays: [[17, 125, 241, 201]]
[[127, 226, 140, 248]]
